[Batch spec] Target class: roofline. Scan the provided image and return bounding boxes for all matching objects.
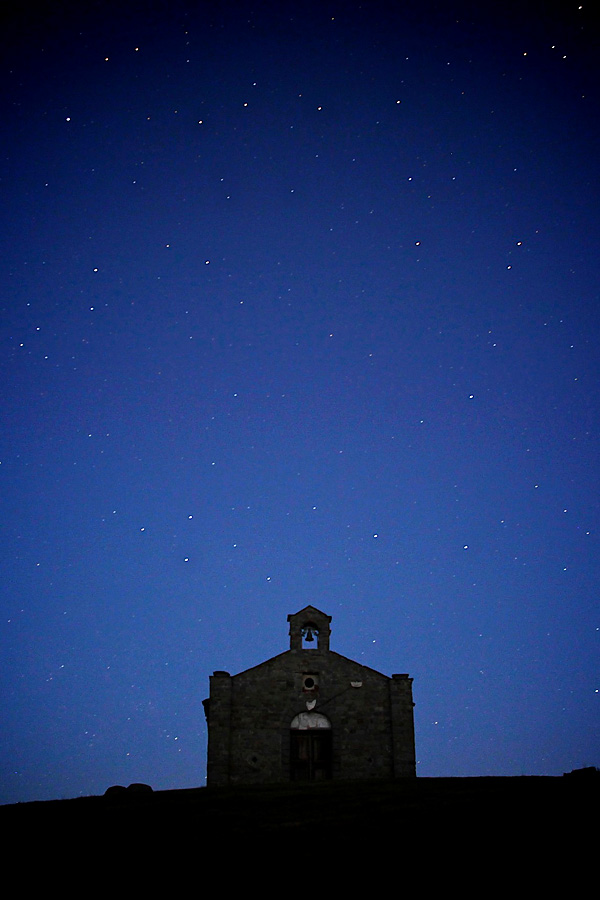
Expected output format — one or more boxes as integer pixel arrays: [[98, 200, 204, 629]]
[[226, 647, 393, 680]]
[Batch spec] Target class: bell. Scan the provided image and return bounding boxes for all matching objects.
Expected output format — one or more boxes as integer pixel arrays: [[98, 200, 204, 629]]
[[305, 627, 314, 642]]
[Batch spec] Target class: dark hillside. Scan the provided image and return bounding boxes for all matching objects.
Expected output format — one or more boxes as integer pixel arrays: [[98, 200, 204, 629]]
[[2, 775, 595, 847]]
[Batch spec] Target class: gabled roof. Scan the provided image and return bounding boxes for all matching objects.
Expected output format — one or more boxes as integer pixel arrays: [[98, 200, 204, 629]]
[[288, 604, 328, 617]]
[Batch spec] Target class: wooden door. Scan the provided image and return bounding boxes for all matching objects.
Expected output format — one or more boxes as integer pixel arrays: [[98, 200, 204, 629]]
[[290, 729, 332, 781]]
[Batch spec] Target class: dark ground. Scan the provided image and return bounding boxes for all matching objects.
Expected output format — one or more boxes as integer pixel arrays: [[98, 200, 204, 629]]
[[2, 774, 596, 847], [3, 777, 597, 889]]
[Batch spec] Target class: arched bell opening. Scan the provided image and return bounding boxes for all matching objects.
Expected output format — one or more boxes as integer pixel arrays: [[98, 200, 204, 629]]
[[301, 623, 318, 648]]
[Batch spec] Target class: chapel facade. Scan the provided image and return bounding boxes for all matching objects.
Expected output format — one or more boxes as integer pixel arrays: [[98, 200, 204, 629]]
[[203, 605, 416, 786]]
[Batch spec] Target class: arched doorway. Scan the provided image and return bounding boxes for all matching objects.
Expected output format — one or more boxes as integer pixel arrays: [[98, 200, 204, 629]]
[[290, 712, 332, 781]]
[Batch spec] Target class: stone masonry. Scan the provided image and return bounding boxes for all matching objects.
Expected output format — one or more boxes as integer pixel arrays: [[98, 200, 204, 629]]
[[204, 605, 416, 786]]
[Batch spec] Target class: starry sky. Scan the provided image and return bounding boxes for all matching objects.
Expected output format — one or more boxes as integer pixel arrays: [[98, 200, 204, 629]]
[[1, 1, 598, 804]]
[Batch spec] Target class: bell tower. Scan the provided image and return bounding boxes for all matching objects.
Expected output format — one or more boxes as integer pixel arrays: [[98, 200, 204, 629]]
[[287, 605, 332, 651]]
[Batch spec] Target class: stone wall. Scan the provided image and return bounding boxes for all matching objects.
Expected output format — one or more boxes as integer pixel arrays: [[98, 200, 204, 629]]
[[205, 609, 416, 786]]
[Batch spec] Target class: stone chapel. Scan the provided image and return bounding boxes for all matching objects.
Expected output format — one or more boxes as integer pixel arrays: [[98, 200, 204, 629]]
[[203, 605, 416, 786]]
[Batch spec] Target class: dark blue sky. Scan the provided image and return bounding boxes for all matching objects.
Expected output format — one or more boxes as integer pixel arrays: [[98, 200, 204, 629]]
[[2, 1, 598, 803]]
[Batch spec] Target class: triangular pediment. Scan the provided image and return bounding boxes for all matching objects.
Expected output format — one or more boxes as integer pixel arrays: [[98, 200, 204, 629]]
[[290, 604, 327, 618]]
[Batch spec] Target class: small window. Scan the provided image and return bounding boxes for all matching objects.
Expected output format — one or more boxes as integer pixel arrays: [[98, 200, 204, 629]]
[[302, 674, 319, 693]]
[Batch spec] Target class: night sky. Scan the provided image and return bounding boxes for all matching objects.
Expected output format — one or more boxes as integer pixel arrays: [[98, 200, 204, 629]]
[[2, 1, 598, 805]]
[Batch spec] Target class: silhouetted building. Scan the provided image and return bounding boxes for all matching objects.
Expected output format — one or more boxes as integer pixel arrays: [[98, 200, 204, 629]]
[[203, 605, 416, 785]]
